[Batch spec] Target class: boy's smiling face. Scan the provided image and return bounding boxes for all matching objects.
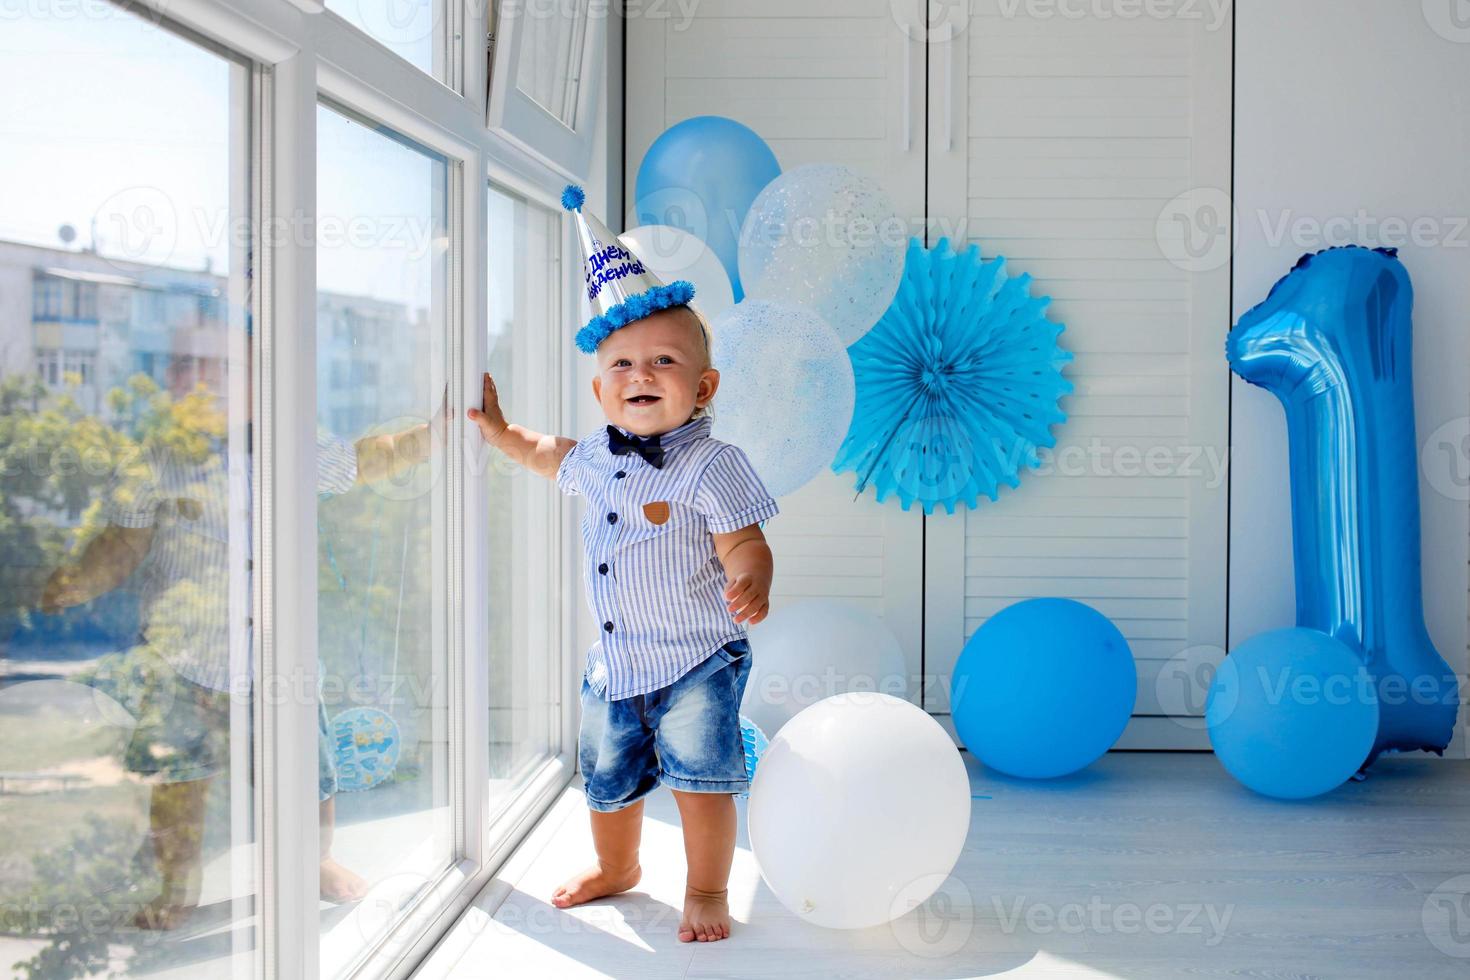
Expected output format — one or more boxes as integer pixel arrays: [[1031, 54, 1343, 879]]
[[592, 306, 719, 437]]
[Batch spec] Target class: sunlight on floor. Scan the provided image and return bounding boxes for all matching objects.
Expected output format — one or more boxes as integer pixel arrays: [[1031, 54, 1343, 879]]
[[990, 951, 1127, 979], [414, 754, 1470, 980]]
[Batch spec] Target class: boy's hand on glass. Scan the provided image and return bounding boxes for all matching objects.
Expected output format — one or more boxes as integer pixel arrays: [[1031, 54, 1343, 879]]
[[40, 568, 84, 615], [398, 386, 446, 466], [724, 571, 770, 626], [466, 372, 509, 447]]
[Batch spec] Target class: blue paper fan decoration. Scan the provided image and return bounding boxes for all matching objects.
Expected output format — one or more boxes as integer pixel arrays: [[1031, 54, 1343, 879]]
[[832, 237, 1073, 514]]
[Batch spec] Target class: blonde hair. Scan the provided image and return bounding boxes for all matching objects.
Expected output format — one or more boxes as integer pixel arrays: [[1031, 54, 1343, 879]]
[[682, 304, 716, 421]]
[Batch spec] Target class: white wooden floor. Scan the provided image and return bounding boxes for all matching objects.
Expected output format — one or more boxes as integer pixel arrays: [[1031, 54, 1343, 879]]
[[414, 752, 1470, 979]]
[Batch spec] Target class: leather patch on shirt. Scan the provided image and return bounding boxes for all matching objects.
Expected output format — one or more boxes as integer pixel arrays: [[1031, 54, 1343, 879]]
[[642, 501, 671, 526]]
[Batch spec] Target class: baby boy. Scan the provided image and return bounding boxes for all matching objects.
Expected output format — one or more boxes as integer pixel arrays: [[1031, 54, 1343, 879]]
[[467, 186, 777, 943]]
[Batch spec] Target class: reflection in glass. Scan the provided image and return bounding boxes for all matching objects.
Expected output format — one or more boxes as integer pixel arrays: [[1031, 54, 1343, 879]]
[[0, 11, 255, 979], [315, 102, 453, 977]]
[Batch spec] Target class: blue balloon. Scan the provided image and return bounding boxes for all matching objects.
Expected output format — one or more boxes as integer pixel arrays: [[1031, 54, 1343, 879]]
[[737, 714, 769, 800], [1228, 246, 1459, 766], [1206, 628, 1379, 800], [635, 116, 780, 302], [950, 598, 1135, 779], [331, 706, 401, 792]]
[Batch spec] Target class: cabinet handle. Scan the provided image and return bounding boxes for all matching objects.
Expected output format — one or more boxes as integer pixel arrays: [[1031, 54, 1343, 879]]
[[943, 31, 954, 152], [901, 24, 913, 152]]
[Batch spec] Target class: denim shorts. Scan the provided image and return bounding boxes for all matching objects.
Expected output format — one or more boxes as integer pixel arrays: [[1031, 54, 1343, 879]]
[[103, 645, 338, 801], [116, 650, 231, 784], [578, 638, 752, 812], [316, 698, 339, 802]]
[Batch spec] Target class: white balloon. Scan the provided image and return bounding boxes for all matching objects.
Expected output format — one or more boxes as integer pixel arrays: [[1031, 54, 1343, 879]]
[[0, 677, 138, 735], [619, 224, 735, 322], [748, 692, 971, 930], [741, 598, 906, 738], [738, 163, 906, 346], [0, 679, 139, 808], [709, 300, 854, 499]]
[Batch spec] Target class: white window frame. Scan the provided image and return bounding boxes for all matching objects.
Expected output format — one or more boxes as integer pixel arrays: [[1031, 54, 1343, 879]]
[[106, 0, 588, 977], [480, 174, 577, 830], [486, 0, 606, 179]]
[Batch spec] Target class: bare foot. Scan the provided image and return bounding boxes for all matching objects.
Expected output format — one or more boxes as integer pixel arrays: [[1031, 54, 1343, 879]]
[[550, 862, 641, 909], [320, 857, 369, 903], [678, 885, 730, 942]]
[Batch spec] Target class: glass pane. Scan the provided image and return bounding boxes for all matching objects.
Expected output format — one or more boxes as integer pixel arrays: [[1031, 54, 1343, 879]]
[[0, 11, 256, 979], [324, 0, 448, 82], [315, 102, 453, 977], [485, 186, 558, 820], [512, 0, 588, 127]]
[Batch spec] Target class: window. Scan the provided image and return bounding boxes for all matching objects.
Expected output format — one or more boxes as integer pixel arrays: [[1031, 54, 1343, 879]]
[[76, 282, 98, 321], [2, 0, 579, 976], [315, 100, 455, 979], [485, 184, 562, 821], [487, 0, 604, 177], [514, 1, 589, 127], [0, 11, 255, 980], [31, 277, 100, 322], [35, 347, 60, 385], [63, 349, 96, 386], [324, 0, 456, 85], [31, 276, 62, 319]]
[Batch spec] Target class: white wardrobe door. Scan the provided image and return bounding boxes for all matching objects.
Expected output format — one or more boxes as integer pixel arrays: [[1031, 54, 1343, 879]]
[[625, 0, 928, 701], [925, 1, 1233, 747]]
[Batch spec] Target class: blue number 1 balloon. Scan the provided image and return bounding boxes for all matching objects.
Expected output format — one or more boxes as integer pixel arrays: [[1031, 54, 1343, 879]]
[[1228, 246, 1458, 766]]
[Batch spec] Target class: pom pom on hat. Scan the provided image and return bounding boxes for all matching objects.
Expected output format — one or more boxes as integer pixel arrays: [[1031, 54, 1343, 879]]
[[561, 184, 586, 212], [574, 280, 696, 354]]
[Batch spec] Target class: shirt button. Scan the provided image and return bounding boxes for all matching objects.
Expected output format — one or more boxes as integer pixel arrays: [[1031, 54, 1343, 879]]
[[598, 562, 608, 574], [607, 512, 618, 524], [603, 621, 614, 633], [614, 471, 626, 479]]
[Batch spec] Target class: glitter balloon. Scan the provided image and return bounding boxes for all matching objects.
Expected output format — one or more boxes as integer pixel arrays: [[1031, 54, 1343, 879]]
[[738, 164, 905, 347], [709, 300, 855, 498]]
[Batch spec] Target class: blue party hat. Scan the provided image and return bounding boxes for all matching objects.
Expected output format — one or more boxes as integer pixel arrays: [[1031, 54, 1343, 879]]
[[562, 184, 695, 354]]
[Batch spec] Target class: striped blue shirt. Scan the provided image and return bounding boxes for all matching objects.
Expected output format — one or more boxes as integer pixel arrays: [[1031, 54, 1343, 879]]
[[557, 414, 778, 700], [104, 428, 359, 692]]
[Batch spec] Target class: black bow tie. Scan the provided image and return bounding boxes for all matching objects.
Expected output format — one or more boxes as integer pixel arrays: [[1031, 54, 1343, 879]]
[[606, 425, 665, 469]]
